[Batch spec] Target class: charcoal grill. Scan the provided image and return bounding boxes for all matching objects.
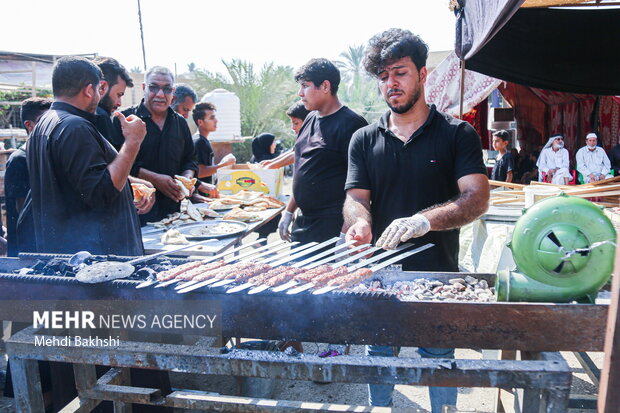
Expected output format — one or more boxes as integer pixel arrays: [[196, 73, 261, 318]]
[[1, 242, 611, 413], [0, 244, 607, 351]]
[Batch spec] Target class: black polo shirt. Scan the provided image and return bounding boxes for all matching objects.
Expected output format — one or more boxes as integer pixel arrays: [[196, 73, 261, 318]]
[[115, 100, 198, 224], [345, 105, 486, 272], [293, 106, 367, 217], [27, 101, 143, 255], [193, 134, 214, 184], [95, 106, 124, 150]]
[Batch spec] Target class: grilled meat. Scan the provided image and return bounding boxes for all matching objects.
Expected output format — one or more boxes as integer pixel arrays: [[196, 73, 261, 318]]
[[293, 265, 333, 282], [327, 268, 374, 288], [175, 260, 225, 281], [156, 261, 204, 281], [262, 267, 305, 287], [247, 265, 293, 284], [310, 266, 349, 286]]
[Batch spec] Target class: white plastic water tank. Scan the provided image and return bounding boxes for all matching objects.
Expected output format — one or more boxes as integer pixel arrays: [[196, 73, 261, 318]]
[[200, 88, 241, 141]]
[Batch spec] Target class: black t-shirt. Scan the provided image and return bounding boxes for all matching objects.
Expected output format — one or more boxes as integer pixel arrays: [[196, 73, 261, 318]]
[[293, 106, 367, 217], [4, 148, 30, 256], [115, 100, 198, 224], [345, 105, 487, 272], [193, 134, 214, 184], [27, 102, 143, 255], [490, 153, 513, 182]]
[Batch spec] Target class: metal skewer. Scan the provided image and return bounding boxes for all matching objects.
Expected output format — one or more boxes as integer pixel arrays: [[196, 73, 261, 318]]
[[227, 240, 352, 294], [266, 237, 339, 266], [142, 238, 268, 289], [291, 239, 356, 268], [175, 242, 299, 294], [210, 240, 326, 289], [269, 242, 370, 293], [312, 243, 434, 295], [174, 242, 295, 291], [258, 242, 319, 264], [286, 244, 412, 295]]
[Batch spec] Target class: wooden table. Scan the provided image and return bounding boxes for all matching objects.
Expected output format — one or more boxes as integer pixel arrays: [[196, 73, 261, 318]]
[[141, 206, 283, 257]]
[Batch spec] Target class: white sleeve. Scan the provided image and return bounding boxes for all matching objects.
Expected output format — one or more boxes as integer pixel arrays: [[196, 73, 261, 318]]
[[537, 150, 549, 173], [560, 149, 569, 170], [576, 148, 590, 176]]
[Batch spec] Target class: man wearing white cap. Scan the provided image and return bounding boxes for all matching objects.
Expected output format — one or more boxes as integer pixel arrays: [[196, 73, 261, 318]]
[[537, 135, 571, 184], [576, 132, 612, 183]]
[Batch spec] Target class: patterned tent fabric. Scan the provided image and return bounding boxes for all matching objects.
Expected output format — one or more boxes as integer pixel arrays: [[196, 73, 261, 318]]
[[426, 51, 501, 116], [500, 82, 620, 156]]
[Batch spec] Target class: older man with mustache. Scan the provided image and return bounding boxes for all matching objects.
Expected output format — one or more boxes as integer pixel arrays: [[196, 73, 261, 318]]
[[115, 66, 198, 225]]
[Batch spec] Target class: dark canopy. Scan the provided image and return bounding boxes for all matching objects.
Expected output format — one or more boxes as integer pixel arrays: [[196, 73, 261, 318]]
[[455, 1, 620, 95]]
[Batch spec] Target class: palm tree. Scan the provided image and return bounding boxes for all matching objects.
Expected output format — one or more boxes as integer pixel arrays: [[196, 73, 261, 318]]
[[336, 45, 366, 83], [130, 66, 142, 74], [190, 59, 298, 138], [187, 62, 196, 73], [337, 45, 384, 123]]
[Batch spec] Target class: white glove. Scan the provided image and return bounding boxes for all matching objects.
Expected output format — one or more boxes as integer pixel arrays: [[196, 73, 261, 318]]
[[335, 232, 346, 247], [376, 214, 430, 250], [278, 211, 294, 241]]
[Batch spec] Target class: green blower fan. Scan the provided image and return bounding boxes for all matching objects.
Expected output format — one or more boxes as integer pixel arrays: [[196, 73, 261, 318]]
[[496, 194, 616, 302]]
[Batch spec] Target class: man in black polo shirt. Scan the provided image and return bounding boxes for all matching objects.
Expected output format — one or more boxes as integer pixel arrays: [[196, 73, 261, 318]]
[[115, 66, 198, 224], [27, 56, 146, 256], [343, 29, 489, 411], [94, 56, 133, 150], [94, 57, 155, 214], [278, 58, 367, 243]]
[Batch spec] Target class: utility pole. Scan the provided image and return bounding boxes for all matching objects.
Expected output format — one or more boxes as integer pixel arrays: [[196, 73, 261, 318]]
[[137, 0, 147, 71]]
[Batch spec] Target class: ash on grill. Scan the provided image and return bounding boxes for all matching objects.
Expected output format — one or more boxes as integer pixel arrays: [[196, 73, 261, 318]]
[[352, 275, 496, 302], [19, 257, 174, 280]]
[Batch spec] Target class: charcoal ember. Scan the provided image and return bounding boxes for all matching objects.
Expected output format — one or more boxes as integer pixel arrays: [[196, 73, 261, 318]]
[[18, 267, 34, 275], [464, 275, 477, 285], [448, 278, 465, 285], [144, 264, 171, 273], [476, 280, 489, 289], [32, 260, 47, 271], [135, 268, 157, 280], [283, 347, 300, 357], [452, 282, 466, 291], [369, 280, 383, 289]]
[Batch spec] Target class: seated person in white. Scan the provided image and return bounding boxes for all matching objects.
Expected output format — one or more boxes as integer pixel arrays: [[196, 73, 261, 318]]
[[576, 132, 612, 183], [537, 135, 571, 185]]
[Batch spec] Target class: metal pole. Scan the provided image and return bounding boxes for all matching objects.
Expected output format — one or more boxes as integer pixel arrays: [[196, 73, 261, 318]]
[[137, 0, 147, 71], [459, 59, 465, 118]]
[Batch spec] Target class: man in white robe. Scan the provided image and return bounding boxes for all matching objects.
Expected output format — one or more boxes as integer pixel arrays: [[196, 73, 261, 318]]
[[537, 135, 571, 184], [576, 132, 612, 183]]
